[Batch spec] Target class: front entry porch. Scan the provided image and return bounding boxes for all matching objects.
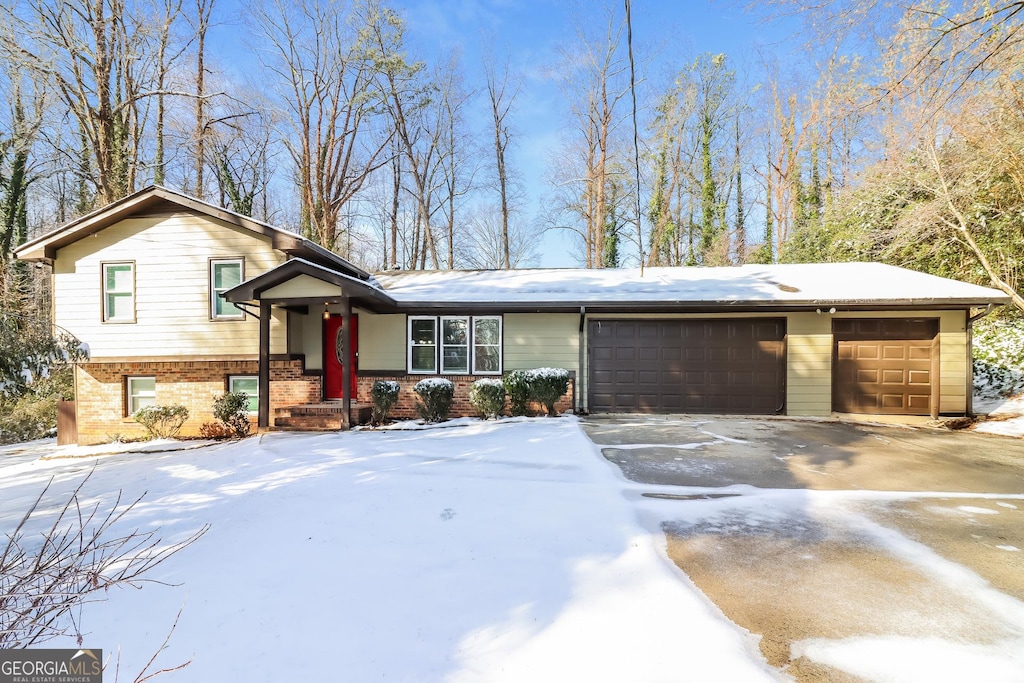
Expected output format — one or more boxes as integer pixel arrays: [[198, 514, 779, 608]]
[[223, 258, 399, 432], [273, 401, 373, 431]]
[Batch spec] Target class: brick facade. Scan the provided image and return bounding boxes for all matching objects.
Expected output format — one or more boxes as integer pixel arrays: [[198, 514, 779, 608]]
[[74, 359, 321, 444], [74, 360, 574, 444], [356, 374, 575, 420]]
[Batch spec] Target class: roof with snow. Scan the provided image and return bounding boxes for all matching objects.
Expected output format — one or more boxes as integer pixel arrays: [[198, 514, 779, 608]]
[[373, 263, 1009, 311]]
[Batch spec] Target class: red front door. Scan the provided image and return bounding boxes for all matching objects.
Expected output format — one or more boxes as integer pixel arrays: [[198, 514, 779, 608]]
[[324, 314, 358, 399]]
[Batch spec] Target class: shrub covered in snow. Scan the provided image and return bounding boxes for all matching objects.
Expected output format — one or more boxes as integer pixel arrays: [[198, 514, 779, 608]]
[[213, 391, 252, 438], [414, 378, 454, 423], [973, 317, 1024, 399], [502, 368, 570, 417], [371, 380, 401, 425], [503, 370, 532, 416], [469, 378, 506, 419], [134, 404, 189, 439], [529, 367, 570, 417]]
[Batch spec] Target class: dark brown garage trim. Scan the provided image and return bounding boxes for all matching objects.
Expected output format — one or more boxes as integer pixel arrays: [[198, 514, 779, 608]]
[[588, 318, 786, 414], [832, 318, 939, 417]]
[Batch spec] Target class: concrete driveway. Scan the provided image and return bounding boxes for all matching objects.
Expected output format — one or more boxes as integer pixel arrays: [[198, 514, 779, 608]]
[[582, 416, 1024, 682]]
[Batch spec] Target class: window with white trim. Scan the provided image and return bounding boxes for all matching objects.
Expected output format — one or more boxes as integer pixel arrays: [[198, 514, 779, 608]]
[[102, 262, 135, 322], [407, 316, 502, 375], [210, 258, 245, 319], [229, 375, 258, 413], [472, 316, 502, 374], [408, 317, 438, 373], [441, 316, 469, 374], [126, 376, 155, 415]]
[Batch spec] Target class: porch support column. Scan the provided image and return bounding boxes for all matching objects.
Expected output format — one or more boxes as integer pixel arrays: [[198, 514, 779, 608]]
[[341, 296, 351, 430], [258, 300, 271, 429]]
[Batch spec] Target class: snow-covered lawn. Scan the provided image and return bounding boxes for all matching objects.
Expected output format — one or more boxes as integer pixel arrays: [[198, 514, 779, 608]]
[[0, 417, 777, 682]]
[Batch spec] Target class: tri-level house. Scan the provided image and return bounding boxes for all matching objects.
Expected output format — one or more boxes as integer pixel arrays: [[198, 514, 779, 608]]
[[15, 186, 1009, 445]]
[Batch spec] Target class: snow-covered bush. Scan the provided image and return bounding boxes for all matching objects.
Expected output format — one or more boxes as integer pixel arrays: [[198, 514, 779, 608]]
[[529, 367, 570, 417], [371, 380, 400, 425], [973, 317, 1024, 399], [503, 369, 532, 416], [413, 378, 454, 423], [133, 405, 189, 439], [469, 378, 506, 419], [502, 368, 570, 417], [213, 391, 252, 438]]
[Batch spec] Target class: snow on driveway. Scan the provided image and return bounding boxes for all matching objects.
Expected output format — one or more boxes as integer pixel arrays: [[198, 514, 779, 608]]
[[0, 417, 778, 682]]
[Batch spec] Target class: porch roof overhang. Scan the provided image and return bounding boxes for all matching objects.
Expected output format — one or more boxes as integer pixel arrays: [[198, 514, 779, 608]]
[[223, 258, 397, 310]]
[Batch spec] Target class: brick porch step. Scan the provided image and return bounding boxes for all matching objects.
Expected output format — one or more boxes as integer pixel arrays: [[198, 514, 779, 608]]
[[272, 402, 372, 431]]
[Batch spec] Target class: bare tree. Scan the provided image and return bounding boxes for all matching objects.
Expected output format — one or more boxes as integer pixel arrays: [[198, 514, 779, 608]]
[[252, 0, 392, 250], [191, 0, 214, 198], [550, 5, 633, 268], [483, 49, 521, 269]]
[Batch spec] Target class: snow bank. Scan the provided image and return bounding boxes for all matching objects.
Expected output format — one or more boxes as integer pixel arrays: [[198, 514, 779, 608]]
[[0, 419, 778, 682]]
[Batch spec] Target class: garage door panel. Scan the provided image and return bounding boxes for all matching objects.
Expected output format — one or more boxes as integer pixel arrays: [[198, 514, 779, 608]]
[[908, 370, 930, 385], [589, 319, 785, 414], [909, 345, 931, 360], [833, 319, 938, 416], [908, 394, 931, 410], [855, 345, 880, 360], [638, 347, 660, 361], [881, 369, 905, 384], [857, 369, 879, 383], [638, 370, 659, 385]]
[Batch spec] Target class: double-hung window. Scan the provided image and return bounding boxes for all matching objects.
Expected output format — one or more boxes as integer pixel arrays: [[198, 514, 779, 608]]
[[126, 376, 155, 415], [102, 262, 135, 322], [472, 317, 502, 374], [210, 258, 245, 319], [409, 317, 438, 373], [228, 375, 259, 413], [440, 317, 469, 374], [407, 316, 502, 375]]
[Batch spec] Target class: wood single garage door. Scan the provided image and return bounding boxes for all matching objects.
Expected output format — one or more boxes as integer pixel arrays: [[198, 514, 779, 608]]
[[832, 319, 938, 415], [588, 319, 786, 414]]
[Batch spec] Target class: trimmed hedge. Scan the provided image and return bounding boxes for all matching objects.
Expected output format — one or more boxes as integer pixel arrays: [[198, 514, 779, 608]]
[[469, 378, 506, 419], [529, 367, 570, 417], [503, 369, 532, 416], [134, 404, 189, 439], [503, 367, 570, 417], [371, 380, 401, 425], [414, 378, 454, 423]]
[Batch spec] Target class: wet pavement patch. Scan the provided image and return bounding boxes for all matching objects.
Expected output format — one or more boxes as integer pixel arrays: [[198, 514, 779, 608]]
[[641, 492, 741, 501]]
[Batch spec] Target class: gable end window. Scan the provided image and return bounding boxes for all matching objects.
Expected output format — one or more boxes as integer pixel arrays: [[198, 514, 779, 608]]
[[407, 316, 502, 375], [211, 258, 245, 320], [102, 262, 135, 323]]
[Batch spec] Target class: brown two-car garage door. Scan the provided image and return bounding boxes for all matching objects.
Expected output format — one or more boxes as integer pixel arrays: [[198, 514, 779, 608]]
[[588, 319, 786, 414], [832, 319, 938, 416]]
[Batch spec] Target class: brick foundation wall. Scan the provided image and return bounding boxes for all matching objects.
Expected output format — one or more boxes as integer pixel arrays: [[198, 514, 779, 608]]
[[75, 359, 321, 444], [356, 374, 575, 420]]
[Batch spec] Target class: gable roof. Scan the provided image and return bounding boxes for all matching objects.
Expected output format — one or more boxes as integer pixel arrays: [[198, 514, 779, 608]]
[[14, 185, 372, 281], [374, 262, 1010, 311], [224, 258, 396, 310]]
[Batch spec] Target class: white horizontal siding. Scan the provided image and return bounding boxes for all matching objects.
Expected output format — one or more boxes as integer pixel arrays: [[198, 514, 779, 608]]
[[54, 214, 286, 358]]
